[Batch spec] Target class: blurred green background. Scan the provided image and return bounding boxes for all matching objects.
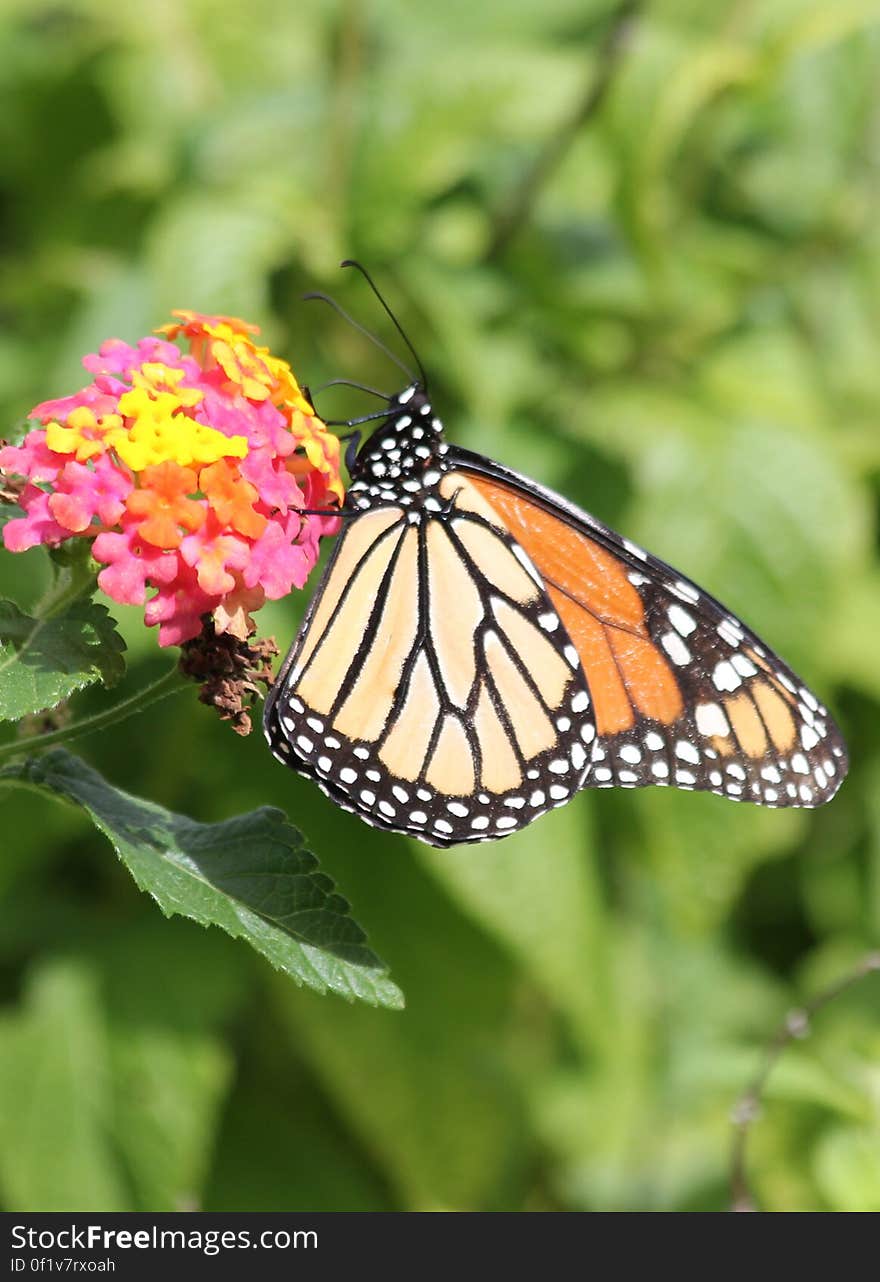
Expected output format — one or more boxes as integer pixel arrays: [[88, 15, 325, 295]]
[[1, 0, 879, 1212]]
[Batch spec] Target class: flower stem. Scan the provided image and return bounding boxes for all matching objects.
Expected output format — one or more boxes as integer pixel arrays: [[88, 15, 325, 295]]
[[36, 545, 99, 622], [0, 664, 187, 764]]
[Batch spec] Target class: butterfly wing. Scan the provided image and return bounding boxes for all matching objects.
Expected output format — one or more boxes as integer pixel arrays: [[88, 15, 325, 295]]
[[264, 503, 596, 847], [445, 448, 848, 807]]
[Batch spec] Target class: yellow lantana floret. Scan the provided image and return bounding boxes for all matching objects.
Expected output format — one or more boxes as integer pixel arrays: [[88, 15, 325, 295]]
[[112, 387, 247, 471], [285, 409, 345, 504], [131, 363, 203, 407], [46, 408, 124, 462]]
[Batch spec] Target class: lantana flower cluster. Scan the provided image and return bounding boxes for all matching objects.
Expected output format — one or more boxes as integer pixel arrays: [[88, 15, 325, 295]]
[[0, 312, 343, 646]]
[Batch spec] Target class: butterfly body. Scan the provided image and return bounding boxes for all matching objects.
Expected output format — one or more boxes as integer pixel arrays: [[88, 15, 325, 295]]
[[345, 382, 446, 500], [265, 383, 847, 847]]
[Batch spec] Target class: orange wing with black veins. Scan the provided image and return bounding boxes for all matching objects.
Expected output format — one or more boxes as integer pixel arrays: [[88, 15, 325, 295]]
[[452, 459, 847, 806]]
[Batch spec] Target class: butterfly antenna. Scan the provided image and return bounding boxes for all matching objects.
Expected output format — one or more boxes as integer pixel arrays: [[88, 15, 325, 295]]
[[303, 292, 415, 384], [341, 259, 429, 392], [322, 408, 396, 428], [310, 378, 392, 401]]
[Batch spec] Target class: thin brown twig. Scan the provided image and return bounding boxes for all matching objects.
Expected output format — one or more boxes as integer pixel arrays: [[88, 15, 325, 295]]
[[484, 0, 644, 263], [729, 951, 880, 1212]]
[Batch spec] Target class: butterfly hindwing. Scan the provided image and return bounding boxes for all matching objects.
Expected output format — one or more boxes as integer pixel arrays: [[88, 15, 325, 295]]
[[264, 494, 596, 847]]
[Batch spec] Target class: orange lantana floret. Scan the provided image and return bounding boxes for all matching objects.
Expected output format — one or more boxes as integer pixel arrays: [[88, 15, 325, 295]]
[[287, 409, 345, 505], [159, 310, 313, 413], [126, 462, 205, 549], [200, 459, 267, 539]]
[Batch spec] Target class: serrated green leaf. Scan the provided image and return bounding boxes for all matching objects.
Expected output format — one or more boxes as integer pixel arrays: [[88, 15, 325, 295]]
[[0, 597, 126, 720], [1, 748, 403, 1009]]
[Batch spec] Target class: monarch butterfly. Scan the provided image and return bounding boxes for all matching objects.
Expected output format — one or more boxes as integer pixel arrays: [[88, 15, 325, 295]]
[[264, 266, 848, 848]]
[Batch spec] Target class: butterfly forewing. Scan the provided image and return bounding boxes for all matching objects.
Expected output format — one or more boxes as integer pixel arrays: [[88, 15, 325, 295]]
[[450, 452, 848, 808]]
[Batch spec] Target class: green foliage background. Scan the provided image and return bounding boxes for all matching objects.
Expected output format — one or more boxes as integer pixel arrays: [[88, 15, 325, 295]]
[[1, 0, 879, 1211]]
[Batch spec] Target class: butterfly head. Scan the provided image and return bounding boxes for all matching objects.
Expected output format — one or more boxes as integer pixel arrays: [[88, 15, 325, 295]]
[[346, 382, 447, 498]]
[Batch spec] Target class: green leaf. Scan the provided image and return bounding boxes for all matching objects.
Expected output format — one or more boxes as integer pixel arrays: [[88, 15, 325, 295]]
[[146, 197, 289, 319], [417, 795, 613, 1054], [204, 1014, 392, 1211], [1, 748, 403, 1009], [627, 787, 802, 934], [96, 918, 242, 1211], [0, 960, 130, 1211], [272, 812, 523, 1209], [813, 1125, 880, 1212], [762, 1048, 870, 1119], [0, 597, 126, 721], [0, 935, 241, 1212]]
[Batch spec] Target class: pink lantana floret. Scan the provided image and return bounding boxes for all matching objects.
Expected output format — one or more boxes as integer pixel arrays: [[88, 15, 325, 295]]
[[93, 524, 180, 606], [49, 457, 132, 533], [82, 336, 188, 382], [240, 448, 304, 513], [179, 523, 252, 598], [144, 565, 218, 647], [243, 513, 316, 598], [3, 486, 69, 552], [30, 386, 121, 427], [1, 311, 345, 645], [0, 432, 63, 484]]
